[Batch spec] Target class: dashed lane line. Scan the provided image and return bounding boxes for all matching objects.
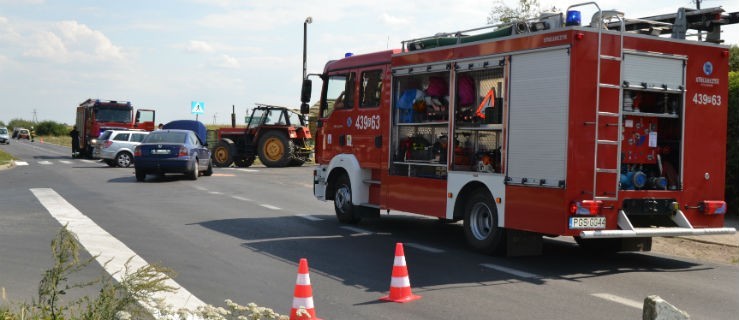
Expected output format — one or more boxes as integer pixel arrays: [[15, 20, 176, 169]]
[[38, 160, 53, 165], [405, 242, 445, 253], [59, 160, 72, 164], [14, 161, 28, 166], [480, 263, 540, 279], [230, 195, 253, 202], [232, 168, 259, 173], [260, 204, 281, 210], [296, 214, 323, 221], [30, 188, 206, 318], [340, 226, 373, 236], [591, 293, 643, 309]]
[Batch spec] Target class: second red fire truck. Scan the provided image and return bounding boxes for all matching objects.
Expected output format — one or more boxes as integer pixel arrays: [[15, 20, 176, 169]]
[[305, 3, 738, 255]]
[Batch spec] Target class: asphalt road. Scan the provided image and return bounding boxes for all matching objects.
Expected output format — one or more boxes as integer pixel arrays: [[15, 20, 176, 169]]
[[1, 139, 738, 319]]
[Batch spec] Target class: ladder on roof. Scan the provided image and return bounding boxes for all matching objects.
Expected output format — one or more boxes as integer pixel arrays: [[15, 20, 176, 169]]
[[567, 2, 625, 201]]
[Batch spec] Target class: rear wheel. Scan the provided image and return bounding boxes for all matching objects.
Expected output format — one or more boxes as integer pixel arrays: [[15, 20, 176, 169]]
[[258, 131, 292, 167], [116, 151, 133, 168], [188, 159, 198, 180], [334, 174, 360, 224], [203, 160, 213, 176], [463, 190, 505, 254], [135, 169, 146, 182], [212, 140, 235, 167]]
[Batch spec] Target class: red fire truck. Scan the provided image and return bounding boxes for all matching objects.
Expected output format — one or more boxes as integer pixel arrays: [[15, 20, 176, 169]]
[[305, 3, 738, 255], [75, 98, 156, 158]]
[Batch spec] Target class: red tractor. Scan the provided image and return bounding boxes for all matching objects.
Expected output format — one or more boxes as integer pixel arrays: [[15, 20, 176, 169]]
[[209, 104, 313, 168]]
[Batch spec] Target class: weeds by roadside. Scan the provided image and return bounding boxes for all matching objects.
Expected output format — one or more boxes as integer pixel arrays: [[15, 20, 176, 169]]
[[1, 226, 296, 320], [0, 149, 13, 166]]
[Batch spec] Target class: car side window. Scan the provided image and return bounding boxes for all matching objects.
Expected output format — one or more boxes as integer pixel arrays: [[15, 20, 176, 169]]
[[113, 133, 129, 141], [189, 132, 201, 147], [131, 134, 147, 142]]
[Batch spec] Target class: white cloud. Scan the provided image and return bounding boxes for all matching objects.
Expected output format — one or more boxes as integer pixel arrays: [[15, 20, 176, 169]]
[[186, 40, 215, 53], [380, 13, 411, 26], [23, 20, 123, 62], [213, 54, 240, 69]]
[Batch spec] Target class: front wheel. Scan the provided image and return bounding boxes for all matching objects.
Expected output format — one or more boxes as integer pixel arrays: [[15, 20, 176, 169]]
[[334, 174, 360, 224], [116, 152, 133, 168], [463, 190, 505, 254]]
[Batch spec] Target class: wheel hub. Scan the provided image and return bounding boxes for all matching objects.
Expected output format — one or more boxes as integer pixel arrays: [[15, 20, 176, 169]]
[[470, 202, 493, 240], [335, 186, 351, 213]]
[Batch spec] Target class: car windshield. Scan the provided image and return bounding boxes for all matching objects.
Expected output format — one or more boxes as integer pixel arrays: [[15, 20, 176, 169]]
[[96, 107, 132, 123], [0, 128, 7, 134], [144, 132, 187, 144]]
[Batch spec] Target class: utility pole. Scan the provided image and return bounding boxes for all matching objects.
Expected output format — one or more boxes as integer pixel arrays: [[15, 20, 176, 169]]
[[213, 113, 217, 125], [32, 109, 38, 123]]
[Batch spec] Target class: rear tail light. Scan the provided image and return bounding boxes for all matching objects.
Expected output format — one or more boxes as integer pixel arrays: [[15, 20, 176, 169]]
[[570, 200, 603, 216], [134, 146, 141, 157], [178, 146, 188, 157], [103, 140, 113, 148], [699, 201, 726, 215]]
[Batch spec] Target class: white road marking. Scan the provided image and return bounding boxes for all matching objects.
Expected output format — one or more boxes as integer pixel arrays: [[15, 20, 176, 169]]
[[208, 191, 223, 195], [591, 293, 643, 309], [14, 161, 28, 166], [296, 214, 323, 221], [340, 226, 373, 235], [192, 186, 207, 191], [30, 188, 206, 318], [80, 159, 95, 164], [230, 195, 253, 202], [480, 263, 540, 279], [260, 204, 281, 210], [234, 168, 259, 172], [59, 160, 72, 164], [405, 242, 445, 253], [38, 160, 53, 165]]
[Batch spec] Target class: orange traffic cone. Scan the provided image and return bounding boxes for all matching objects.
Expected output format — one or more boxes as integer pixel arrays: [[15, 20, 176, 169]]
[[290, 258, 322, 320], [380, 243, 421, 303]]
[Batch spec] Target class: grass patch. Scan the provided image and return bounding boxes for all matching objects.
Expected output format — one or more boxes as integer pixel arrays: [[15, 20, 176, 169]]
[[1, 226, 295, 320], [38, 135, 72, 147], [0, 149, 14, 166]]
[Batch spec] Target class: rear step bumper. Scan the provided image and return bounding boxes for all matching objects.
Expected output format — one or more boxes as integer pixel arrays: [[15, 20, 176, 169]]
[[580, 210, 737, 239]]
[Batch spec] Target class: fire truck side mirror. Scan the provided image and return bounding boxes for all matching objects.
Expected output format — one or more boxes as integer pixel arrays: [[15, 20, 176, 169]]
[[300, 102, 310, 115], [301, 79, 312, 103]]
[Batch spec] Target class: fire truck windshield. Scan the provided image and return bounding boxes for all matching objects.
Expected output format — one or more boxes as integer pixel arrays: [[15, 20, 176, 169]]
[[95, 107, 132, 123]]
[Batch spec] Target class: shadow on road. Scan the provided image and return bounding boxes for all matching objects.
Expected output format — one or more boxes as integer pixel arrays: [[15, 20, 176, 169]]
[[195, 214, 706, 296]]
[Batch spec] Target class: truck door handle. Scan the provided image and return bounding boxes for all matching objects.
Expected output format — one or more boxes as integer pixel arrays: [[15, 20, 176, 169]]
[[339, 135, 346, 146], [375, 135, 382, 148]]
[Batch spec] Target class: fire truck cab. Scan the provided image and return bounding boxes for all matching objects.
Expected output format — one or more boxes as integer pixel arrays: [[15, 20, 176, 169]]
[[308, 3, 737, 255], [75, 98, 156, 158]]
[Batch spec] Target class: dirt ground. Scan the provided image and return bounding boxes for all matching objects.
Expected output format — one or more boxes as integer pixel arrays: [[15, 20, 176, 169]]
[[652, 237, 739, 265]]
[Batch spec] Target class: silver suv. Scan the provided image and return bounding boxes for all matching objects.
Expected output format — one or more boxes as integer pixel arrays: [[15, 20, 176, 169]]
[[0, 127, 9, 144], [94, 130, 149, 167]]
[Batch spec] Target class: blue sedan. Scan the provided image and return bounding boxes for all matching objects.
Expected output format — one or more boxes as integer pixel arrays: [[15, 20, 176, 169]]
[[134, 127, 213, 181]]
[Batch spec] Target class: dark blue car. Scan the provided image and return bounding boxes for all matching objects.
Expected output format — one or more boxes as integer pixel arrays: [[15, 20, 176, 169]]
[[133, 120, 213, 181]]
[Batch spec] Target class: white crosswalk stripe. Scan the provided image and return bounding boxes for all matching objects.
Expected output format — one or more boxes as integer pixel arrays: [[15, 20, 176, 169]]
[[14, 161, 29, 166], [38, 160, 53, 165]]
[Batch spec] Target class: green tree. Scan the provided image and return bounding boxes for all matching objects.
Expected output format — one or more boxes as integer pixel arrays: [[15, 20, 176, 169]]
[[7, 118, 35, 131], [487, 0, 541, 24], [727, 70, 738, 215], [36, 120, 70, 136], [730, 45, 738, 72]]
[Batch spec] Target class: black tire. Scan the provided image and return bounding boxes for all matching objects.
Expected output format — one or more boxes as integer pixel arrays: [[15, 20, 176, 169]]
[[212, 140, 235, 167], [104, 159, 117, 167], [258, 131, 292, 167], [188, 159, 198, 180], [135, 169, 146, 182], [235, 156, 255, 167], [463, 190, 505, 254], [203, 160, 213, 176], [115, 151, 133, 168], [334, 174, 360, 224]]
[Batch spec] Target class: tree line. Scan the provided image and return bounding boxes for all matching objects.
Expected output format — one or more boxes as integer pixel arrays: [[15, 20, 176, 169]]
[[0, 119, 70, 136]]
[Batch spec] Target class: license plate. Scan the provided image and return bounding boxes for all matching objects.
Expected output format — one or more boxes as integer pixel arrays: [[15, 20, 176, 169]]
[[152, 149, 170, 154], [569, 217, 606, 229]]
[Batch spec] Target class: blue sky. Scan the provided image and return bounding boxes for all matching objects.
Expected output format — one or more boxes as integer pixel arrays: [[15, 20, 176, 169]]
[[1, 0, 737, 126]]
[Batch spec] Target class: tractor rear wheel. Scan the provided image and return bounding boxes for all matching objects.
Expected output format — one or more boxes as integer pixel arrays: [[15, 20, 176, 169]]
[[258, 131, 292, 167], [212, 140, 235, 167]]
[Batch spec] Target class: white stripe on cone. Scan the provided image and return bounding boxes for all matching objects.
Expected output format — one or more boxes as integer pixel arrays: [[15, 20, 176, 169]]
[[296, 273, 311, 285], [390, 276, 411, 288], [292, 297, 315, 309], [394, 256, 406, 266]]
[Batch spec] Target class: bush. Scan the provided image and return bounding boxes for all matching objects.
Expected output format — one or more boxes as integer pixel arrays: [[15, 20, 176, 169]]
[[35, 121, 70, 136]]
